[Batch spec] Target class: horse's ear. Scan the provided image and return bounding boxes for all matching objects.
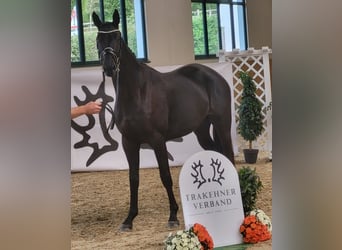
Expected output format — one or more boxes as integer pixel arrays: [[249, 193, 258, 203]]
[[92, 12, 102, 28], [113, 9, 120, 27]]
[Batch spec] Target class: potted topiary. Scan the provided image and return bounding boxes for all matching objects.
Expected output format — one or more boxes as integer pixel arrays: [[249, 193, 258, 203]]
[[238, 71, 264, 163]]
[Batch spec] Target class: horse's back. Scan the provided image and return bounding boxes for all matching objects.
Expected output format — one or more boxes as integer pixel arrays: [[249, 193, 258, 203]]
[[151, 63, 232, 139], [164, 63, 232, 114]]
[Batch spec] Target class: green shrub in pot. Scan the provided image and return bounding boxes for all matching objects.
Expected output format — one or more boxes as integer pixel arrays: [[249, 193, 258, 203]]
[[238, 71, 264, 163]]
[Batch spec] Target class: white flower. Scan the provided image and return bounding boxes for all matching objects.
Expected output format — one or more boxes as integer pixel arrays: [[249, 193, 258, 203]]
[[164, 229, 202, 250], [249, 209, 272, 232], [171, 237, 178, 244]]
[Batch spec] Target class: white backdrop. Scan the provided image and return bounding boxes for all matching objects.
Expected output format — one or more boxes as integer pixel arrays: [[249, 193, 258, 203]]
[[71, 62, 238, 171]]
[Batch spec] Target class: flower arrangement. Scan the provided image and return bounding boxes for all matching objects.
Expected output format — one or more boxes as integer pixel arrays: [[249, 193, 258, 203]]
[[164, 229, 202, 250], [239, 215, 271, 243], [249, 209, 272, 232], [164, 223, 214, 250], [193, 223, 214, 250]]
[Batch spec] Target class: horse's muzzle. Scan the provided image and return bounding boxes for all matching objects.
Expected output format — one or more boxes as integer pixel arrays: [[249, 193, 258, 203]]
[[103, 67, 114, 77], [101, 51, 116, 77], [102, 60, 115, 77]]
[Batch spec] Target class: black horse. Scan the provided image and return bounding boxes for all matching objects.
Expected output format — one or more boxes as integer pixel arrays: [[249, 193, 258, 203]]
[[92, 9, 235, 231]]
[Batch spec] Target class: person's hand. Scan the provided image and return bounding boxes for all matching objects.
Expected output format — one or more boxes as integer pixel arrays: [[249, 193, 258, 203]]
[[71, 100, 102, 119], [83, 101, 102, 115]]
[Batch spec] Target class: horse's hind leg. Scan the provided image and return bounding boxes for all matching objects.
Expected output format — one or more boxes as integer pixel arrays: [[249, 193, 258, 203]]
[[120, 136, 140, 231], [194, 117, 218, 151], [149, 133, 179, 227], [212, 117, 235, 165]]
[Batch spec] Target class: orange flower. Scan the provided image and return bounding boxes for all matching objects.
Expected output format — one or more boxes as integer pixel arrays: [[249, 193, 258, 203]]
[[240, 215, 271, 244], [192, 223, 214, 250], [244, 217, 251, 225]]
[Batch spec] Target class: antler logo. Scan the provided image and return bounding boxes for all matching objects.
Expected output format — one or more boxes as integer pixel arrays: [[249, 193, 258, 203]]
[[191, 158, 225, 189], [191, 160, 207, 189], [210, 158, 225, 186], [71, 80, 119, 167]]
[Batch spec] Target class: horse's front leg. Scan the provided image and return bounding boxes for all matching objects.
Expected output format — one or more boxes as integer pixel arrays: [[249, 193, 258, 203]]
[[150, 134, 179, 228], [120, 136, 140, 231]]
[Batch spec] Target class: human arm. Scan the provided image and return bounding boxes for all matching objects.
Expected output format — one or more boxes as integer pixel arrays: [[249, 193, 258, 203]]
[[71, 101, 102, 119]]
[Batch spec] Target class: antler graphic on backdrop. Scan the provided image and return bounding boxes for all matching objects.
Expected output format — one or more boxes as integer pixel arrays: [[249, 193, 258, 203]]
[[191, 160, 207, 189], [210, 158, 225, 186], [71, 79, 119, 166]]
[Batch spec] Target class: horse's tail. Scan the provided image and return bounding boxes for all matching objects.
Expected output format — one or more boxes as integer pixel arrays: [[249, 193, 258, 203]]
[[212, 126, 223, 152], [194, 118, 222, 152], [195, 116, 235, 164]]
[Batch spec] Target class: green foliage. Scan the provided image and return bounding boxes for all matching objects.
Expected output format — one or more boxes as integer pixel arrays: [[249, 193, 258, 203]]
[[71, 35, 80, 62], [192, 15, 219, 55], [192, 7, 219, 55], [71, 0, 76, 13], [104, 0, 120, 22], [207, 15, 219, 54], [237, 71, 264, 149], [71, 30, 98, 62], [266, 101, 272, 112], [192, 15, 205, 55], [84, 31, 98, 61], [238, 166, 263, 215]]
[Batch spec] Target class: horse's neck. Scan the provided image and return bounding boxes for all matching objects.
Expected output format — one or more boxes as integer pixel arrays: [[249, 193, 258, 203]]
[[120, 44, 141, 79], [112, 42, 147, 111], [111, 42, 135, 88]]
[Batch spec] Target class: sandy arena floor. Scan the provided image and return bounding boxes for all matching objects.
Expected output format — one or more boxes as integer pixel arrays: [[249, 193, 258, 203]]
[[71, 155, 272, 250]]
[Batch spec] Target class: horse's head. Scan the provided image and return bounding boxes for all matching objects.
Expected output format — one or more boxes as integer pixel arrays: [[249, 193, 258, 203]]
[[92, 9, 121, 77]]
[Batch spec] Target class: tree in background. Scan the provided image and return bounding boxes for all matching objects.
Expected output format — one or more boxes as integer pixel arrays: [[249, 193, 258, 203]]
[[238, 71, 264, 150], [192, 4, 219, 56]]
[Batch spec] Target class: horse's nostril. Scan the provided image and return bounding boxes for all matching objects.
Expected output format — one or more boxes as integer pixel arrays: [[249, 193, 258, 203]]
[[104, 69, 113, 77]]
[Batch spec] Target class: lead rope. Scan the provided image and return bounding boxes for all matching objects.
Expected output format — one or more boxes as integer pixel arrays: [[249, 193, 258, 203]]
[[106, 67, 119, 132], [110, 39, 121, 132], [101, 69, 116, 132], [101, 39, 121, 132]]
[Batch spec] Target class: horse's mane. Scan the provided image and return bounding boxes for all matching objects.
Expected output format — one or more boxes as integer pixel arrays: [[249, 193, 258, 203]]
[[123, 40, 137, 59], [120, 38, 147, 67]]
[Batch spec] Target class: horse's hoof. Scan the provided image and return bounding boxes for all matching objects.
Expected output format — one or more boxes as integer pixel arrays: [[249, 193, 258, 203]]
[[119, 224, 132, 232], [168, 220, 180, 228]]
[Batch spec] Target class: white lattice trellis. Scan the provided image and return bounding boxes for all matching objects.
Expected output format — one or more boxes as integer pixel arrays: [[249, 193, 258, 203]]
[[218, 47, 272, 158]]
